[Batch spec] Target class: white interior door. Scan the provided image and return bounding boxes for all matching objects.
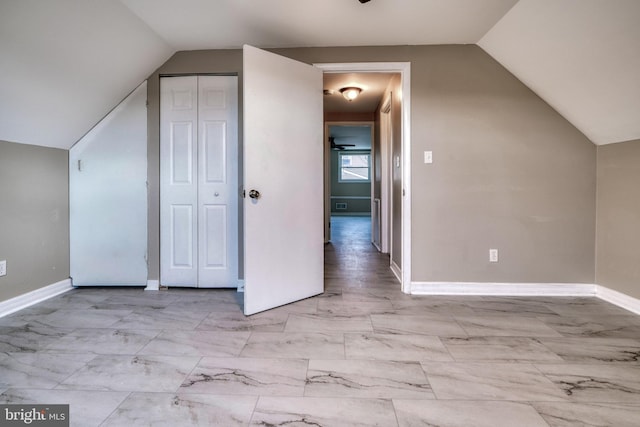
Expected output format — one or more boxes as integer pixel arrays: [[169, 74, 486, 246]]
[[70, 82, 148, 286], [161, 75, 238, 288], [243, 45, 324, 315]]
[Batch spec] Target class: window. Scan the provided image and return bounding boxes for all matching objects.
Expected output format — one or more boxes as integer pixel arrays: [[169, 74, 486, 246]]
[[339, 152, 370, 182]]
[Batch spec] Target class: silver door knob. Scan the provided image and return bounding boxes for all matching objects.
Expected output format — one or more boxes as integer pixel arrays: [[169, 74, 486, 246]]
[[214, 192, 219, 197], [249, 189, 260, 199]]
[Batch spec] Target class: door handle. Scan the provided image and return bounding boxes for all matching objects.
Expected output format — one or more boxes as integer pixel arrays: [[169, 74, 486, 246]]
[[249, 189, 261, 199]]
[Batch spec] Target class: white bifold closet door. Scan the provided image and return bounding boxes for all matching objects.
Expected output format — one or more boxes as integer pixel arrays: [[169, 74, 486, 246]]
[[160, 75, 238, 288]]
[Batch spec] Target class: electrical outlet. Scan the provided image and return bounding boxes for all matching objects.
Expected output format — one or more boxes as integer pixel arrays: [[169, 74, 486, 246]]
[[424, 150, 433, 164], [489, 249, 498, 263], [0, 260, 6, 277]]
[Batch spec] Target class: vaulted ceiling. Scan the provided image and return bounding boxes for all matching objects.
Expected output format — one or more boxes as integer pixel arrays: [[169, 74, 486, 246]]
[[1, 0, 638, 149]]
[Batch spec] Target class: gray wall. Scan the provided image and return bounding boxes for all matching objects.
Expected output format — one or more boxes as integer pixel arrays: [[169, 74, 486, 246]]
[[596, 139, 640, 299], [0, 141, 69, 302], [147, 45, 596, 286], [330, 149, 371, 215]]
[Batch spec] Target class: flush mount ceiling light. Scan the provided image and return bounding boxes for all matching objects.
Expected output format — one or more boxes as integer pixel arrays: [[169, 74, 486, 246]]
[[339, 87, 362, 102]]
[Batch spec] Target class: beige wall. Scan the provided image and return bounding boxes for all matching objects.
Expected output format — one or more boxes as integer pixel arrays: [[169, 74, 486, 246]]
[[0, 141, 69, 302], [147, 45, 596, 285], [413, 46, 596, 283], [596, 139, 640, 299]]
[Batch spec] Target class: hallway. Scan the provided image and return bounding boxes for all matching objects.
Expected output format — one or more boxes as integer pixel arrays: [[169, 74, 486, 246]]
[[325, 216, 399, 293], [0, 217, 639, 425]]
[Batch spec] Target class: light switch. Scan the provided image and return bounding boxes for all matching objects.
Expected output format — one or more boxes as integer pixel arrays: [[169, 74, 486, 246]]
[[424, 151, 433, 164]]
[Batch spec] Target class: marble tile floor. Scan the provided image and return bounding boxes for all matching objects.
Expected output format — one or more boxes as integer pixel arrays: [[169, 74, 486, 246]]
[[0, 216, 639, 426]]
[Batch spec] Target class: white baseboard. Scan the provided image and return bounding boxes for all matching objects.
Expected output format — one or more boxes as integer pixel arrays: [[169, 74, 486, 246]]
[[596, 285, 640, 315], [330, 213, 371, 217], [390, 261, 402, 284], [0, 278, 73, 318], [409, 281, 640, 315], [410, 282, 597, 296], [144, 280, 159, 291]]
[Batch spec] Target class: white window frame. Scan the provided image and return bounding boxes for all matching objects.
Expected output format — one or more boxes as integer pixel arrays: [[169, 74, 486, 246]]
[[338, 151, 371, 183]]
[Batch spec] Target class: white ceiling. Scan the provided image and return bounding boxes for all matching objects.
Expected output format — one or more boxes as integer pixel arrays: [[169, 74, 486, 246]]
[[1, 0, 638, 149], [120, 0, 518, 49], [323, 73, 396, 114]]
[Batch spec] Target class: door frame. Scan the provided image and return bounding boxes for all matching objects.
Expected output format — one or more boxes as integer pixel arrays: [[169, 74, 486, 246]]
[[380, 95, 392, 255], [315, 62, 411, 294], [324, 121, 375, 243], [159, 74, 239, 288]]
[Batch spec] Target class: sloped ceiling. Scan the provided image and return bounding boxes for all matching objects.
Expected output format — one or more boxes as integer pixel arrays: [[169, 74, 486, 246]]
[[1, 0, 638, 149], [479, 0, 640, 145], [0, 0, 173, 149]]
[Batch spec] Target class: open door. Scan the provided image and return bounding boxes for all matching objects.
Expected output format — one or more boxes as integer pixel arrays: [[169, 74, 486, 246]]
[[243, 45, 324, 315]]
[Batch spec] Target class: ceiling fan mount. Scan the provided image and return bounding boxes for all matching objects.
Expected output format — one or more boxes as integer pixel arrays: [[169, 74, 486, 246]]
[[329, 136, 356, 150]]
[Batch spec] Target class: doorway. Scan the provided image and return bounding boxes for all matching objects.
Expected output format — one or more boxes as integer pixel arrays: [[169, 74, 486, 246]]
[[318, 63, 410, 291], [326, 122, 374, 221]]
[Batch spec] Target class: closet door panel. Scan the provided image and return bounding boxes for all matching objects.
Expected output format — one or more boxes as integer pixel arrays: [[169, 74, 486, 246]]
[[198, 75, 238, 287], [161, 76, 198, 286]]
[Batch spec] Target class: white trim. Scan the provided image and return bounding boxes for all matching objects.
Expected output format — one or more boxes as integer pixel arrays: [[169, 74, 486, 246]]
[[390, 260, 402, 284], [410, 282, 597, 296], [331, 212, 370, 217], [400, 65, 411, 295], [0, 279, 73, 318], [315, 62, 411, 295], [380, 96, 391, 255], [144, 280, 159, 291], [74, 282, 145, 287], [409, 281, 640, 315], [596, 285, 640, 315], [330, 196, 372, 200]]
